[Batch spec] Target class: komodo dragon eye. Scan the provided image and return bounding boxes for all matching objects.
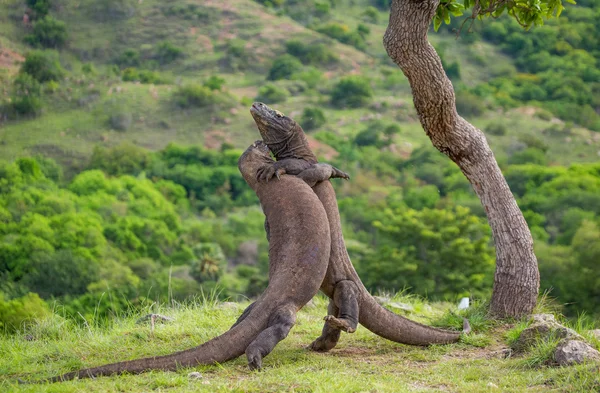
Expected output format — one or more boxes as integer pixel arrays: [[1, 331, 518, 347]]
[[274, 110, 284, 118]]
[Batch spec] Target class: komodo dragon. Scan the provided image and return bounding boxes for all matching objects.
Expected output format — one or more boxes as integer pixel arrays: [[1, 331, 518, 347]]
[[250, 102, 469, 352], [31, 141, 347, 382]]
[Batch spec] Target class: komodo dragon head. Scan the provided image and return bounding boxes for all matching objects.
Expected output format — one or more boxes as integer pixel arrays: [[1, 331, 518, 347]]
[[250, 102, 317, 163], [237, 140, 274, 190]]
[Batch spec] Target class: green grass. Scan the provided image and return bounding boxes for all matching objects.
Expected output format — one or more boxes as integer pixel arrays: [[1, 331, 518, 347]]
[[1, 296, 599, 392]]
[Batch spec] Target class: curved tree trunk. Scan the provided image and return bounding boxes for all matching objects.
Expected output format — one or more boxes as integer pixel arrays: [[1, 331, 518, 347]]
[[383, 0, 539, 318]]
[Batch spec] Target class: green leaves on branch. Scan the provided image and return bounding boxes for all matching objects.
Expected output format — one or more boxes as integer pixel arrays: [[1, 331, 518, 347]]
[[433, 0, 464, 32], [434, 0, 575, 32]]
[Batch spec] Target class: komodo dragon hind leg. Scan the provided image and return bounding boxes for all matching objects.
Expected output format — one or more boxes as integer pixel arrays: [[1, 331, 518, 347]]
[[245, 307, 296, 370], [329, 280, 359, 333], [310, 280, 359, 352], [309, 301, 341, 352], [230, 301, 256, 329]]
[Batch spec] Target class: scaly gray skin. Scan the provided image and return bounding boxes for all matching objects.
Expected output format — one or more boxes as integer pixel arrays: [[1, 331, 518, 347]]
[[28, 141, 336, 383], [250, 102, 469, 351]]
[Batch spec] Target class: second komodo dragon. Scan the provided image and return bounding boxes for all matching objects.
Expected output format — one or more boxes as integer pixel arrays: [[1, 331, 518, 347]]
[[32, 141, 346, 382], [250, 102, 469, 352]]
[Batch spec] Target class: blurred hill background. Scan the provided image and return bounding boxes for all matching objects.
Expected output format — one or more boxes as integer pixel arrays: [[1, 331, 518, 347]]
[[1, 0, 599, 330]]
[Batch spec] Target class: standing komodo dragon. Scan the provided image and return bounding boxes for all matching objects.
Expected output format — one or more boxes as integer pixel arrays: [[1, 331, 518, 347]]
[[32, 141, 347, 382], [250, 102, 469, 352]]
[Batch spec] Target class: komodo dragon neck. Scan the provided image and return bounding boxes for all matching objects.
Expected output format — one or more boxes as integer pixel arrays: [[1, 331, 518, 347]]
[[250, 102, 318, 163]]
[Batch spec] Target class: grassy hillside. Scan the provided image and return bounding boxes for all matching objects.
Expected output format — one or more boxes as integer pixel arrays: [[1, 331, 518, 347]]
[[1, 0, 598, 169], [2, 296, 599, 392]]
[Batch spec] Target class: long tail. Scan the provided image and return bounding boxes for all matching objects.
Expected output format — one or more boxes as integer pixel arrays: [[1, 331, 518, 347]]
[[358, 294, 468, 345], [33, 306, 271, 383]]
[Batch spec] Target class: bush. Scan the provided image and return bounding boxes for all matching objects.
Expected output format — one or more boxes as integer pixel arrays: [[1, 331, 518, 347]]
[[24, 16, 68, 48], [89, 143, 150, 176], [316, 23, 367, 50], [0, 293, 50, 333], [26, 0, 51, 18], [362, 6, 379, 23], [116, 49, 141, 68], [285, 40, 338, 65], [455, 90, 486, 117], [109, 112, 133, 131], [174, 85, 217, 108], [301, 107, 326, 131], [267, 55, 303, 81], [203, 76, 226, 91], [509, 148, 548, 165], [485, 122, 508, 136], [331, 76, 373, 108], [10, 73, 42, 116], [155, 41, 183, 65], [122, 68, 168, 84], [20, 50, 64, 83], [255, 84, 289, 104]]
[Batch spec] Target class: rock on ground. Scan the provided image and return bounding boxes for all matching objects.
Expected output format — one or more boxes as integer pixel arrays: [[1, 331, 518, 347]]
[[554, 340, 600, 366]]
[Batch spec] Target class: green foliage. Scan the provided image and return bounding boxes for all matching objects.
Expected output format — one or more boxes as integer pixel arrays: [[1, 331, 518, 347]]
[[189, 243, 226, 283], [204, 76, 226, 91], [155, 41, 183, 65], [173, 85, 231, 109], [89, 144, 151, 177], [455, 90, 486, 117], [24, 16, 68, 48], [224, 39, 252, 71], [300, 107, 326, 131], [316, 22, 368, 50], [26, 0, 51, 18], [485, 122, 508, 136], [330, 76, 373, 108], [255, 83, 290, 104], [20, 50, 64, 83], [267, 55, 303, 81], [0, 292, 50, 332], [285, 40, 338, 66], [359, 206, 494, 300], [362, 6, 379, 23], [116, 49, 141, 68], [8, 73, 42, 116], [121, 68, 169, 84]]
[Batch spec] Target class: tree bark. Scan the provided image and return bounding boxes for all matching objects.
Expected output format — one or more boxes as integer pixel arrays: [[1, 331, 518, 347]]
[[383, 0, 539, 318]]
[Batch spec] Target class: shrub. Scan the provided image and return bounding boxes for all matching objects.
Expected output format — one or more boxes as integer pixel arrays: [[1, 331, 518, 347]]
[[173, 85, 233, 109], [116, 49, 141, 68], [268, 55, 303, 81], [24, 16, 68, 48], [20, 50, 65, 83], [455, 90, 486, 117], [362, 6, 379, 23], [485, 122, 508, 136], [316, 23, 367, 50], [109, 112, 133, 131], [10, 73, 43, 116], [331, 76, 373, 108], [509, 148, 548, 165], [122, 68, 168, 84], [285, 40, 338, 65], [155, 41, 183, 65], [301, 107, 326, 131], [203, 76, 226, 91], [0, 292, 50, 333], [255, 84, 289, 104], [26, 0, 51, 18], [89, 143, 150, 176], [174, 85, 215, 108], [292, 68, 323, 89]]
